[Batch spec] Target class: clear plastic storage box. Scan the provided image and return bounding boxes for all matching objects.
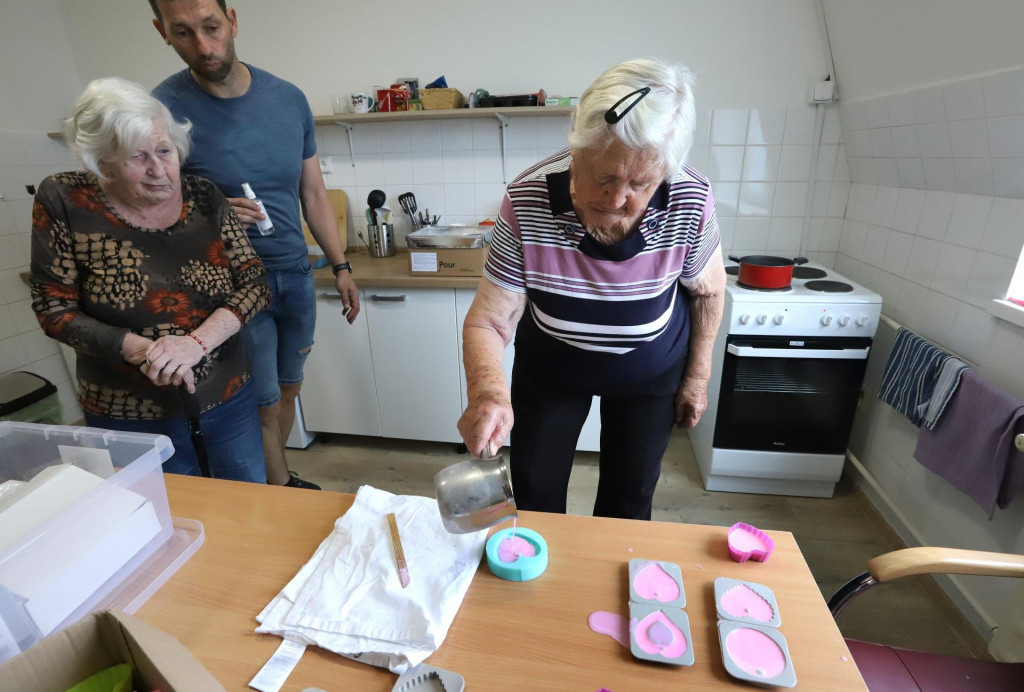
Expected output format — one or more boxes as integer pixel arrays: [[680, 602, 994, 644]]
[[0, 422, 190, 663]]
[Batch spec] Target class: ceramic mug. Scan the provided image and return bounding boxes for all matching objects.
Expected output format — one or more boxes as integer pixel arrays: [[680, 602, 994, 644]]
[[351, 92, 375, 114]]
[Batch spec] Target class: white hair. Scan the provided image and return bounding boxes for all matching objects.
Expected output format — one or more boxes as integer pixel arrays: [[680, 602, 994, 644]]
[[64, 77, 191, 181], [568, 58, 697, 178]]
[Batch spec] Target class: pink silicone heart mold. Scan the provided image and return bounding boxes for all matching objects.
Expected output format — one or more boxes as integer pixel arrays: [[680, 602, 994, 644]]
[[727, 522, 775, 563]]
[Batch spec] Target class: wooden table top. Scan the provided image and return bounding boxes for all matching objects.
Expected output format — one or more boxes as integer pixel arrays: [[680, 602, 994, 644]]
[[138, 474, 867, 691], [314, 249, 483, 289]]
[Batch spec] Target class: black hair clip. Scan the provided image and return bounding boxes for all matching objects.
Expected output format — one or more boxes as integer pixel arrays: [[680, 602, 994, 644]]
[[604, 87, 651, 124]]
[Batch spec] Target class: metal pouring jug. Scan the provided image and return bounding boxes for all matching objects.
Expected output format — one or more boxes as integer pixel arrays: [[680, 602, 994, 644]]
[[434, 449, 516, 534]]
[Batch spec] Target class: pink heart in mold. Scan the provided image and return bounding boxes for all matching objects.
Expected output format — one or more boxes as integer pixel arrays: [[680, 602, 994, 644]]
[[633, 562, 681, 602]]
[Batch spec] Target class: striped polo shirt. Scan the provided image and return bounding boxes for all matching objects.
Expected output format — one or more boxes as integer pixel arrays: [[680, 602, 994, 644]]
[[484, 148, 720, 387]]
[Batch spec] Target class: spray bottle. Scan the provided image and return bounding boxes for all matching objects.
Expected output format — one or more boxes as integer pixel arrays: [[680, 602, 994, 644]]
[[240, 182, 275, 235]]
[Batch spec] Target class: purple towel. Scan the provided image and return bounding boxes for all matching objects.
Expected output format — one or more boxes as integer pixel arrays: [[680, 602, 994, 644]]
[[914, 370, 1024, 515]]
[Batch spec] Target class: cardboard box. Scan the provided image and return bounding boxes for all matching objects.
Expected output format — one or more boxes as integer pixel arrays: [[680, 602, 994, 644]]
[[409, 246, 488, 276], [0, 609, 225, 691]]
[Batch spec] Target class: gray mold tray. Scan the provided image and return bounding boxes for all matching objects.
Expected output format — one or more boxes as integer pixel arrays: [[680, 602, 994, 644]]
[[628, 602, 695, 666], [714, 576, 782, 628], [628, 558, 686, 608], [717, 620, 796, 688], [392, 663, 465, 692]]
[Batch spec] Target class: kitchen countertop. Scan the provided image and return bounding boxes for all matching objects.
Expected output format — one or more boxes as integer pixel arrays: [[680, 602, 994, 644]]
[[314, 248, 485, 289]]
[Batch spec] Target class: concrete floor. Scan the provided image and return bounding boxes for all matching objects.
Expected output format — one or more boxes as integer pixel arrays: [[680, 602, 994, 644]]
[[286, 427, 985, 660]]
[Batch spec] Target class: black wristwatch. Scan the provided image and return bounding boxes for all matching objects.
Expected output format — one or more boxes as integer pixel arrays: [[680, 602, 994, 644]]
[[331, 261, 353, 275]]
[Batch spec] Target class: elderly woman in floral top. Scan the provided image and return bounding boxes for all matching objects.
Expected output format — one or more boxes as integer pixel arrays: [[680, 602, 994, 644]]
[[30, 77, 271, 482]]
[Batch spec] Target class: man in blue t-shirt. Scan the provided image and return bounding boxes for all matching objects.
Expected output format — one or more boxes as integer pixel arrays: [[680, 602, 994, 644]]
[[150, 0, 360, 490]]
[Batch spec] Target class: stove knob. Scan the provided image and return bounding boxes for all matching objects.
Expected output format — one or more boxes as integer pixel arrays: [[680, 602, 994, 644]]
[[739, 313, 751, 325], [856, 315, 870, 327], [838, 315, 851, 326], [773, 314, 786, 325], [756, 314, 768, 325], [821, 315, 833, 326]]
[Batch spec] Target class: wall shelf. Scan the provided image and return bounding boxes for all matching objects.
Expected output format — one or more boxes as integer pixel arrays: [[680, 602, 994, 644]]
[[313, 106, 573, 182]]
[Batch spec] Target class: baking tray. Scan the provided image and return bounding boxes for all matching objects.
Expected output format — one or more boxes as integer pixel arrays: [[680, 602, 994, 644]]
[[406, 226, 488, 249]]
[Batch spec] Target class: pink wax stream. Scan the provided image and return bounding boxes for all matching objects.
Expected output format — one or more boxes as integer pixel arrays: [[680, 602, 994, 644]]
[[587, 611, 630, 647]]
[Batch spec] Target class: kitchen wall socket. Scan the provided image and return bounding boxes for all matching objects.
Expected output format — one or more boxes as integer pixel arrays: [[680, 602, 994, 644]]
[[809, 80, 835, 104], [319, 157, 333, 174]]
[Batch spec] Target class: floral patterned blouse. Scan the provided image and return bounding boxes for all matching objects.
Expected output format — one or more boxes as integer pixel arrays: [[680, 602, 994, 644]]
[[30, 172, 271, 419]]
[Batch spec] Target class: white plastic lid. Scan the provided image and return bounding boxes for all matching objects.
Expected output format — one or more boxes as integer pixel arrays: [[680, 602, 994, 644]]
[[240, 182, 256, 199]]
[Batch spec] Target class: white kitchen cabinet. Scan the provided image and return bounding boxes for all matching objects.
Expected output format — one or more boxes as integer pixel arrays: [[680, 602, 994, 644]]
[[366, 287, 463, 443], [454, 289, 600, 452], [300, 289, 381, 437]]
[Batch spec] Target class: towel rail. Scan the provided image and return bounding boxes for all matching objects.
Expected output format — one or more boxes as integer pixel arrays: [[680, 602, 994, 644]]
[[877, 313, 978, 369]]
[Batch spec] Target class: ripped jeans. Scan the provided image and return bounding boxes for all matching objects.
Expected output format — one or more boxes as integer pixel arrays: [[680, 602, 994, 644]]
[[241, 261, 316, 407]]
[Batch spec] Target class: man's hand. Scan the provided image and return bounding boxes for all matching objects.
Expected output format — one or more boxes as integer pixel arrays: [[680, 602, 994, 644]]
[[674, 375, 709, 428], [335, 270, 360, 323], [227, 197, 265, 226]]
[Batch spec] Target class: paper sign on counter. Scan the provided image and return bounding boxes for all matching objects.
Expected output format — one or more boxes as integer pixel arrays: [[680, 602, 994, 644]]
[[410, 252, 439, 272]]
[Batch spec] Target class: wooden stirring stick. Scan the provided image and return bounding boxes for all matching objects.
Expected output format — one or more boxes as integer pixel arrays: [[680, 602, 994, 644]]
[[386, 512, 410, 588]]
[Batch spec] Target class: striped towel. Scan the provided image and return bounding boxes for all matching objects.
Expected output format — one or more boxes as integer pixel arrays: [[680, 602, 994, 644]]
[[922, 356, 970, 429], [878, 328, 958, 427]]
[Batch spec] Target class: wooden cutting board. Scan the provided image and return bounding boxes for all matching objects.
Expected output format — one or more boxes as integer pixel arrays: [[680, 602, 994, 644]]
[[303, 188, 348, 252]]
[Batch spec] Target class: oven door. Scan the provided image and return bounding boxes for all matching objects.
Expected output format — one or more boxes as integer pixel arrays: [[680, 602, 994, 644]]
[[712, 335, 871, 454]]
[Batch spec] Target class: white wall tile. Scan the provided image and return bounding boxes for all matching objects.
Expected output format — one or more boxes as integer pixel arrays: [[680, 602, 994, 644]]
[[948, 119, 989, 158], [946, 193, 992, 248], [827, 182, 850, 217], [708, 146, 745, 182], [891, 125, 920, 158], [847, 183, 877, 222], [0, 335, 29, 372], [441, 150, 475, 184], [505, 149, 539, 179], [922, 158, 956, 192], [943, 80, 986, 121], [409, 121, 442, 152], [443, 184, 476, 216], [474, 183, 505, 217], [783, 107, 815, 144], [905, 236, 942, 286], [746, 108, 786, 145], [875, 158, 899, 187], [987, 115, 1024, 158], [504, 118, 537, 149], [882, 231, 914, 276], [352, 156, 384, 187], [864, 99, 891, 129], [979, 197, 1024, 258], [917, 122, 952, 158], [840, 101, 868, 132], [471, 119, 501, 150], [767, 217, 802, 253], [869, 128, 895, 157], [919, 290, 959, 345], [915, 190, 956, 240], [930, 244, 974, 298], [0, 236, 27, 271], [380, 153, 414, 186], [772, 182, 807, 216], [845, 129, 872, 158], [0, 133, 29, 167], [863, 226, 888, 267], [379, 123, 412, 153], [896, 158, 926, 189], [815, 144, 838, 181], [733, 217, 770, 252], [412, 151, 444, 185], [472, 150, 503, 184], [871, 186, 900, 227], [350, 123, 381, 155], [711, 182, 739, 217], [440, 121, 474, 150], [953, 158, 993, 196], [738, 182, 774, 216], [822, 106, 843, 144], [892, 188, 925, 232], [821, 218, 843, 251], [992, 158, 1024, 198], [964, 251, 1015, 308], [710, 109, 748, 145], [536, 118, 570, 150], [778, 145, 812, 181], [947, 303, 996, 365], [0, 203, 16, 237], [893, 279, 928, 329], [685, 145, 708, 171]]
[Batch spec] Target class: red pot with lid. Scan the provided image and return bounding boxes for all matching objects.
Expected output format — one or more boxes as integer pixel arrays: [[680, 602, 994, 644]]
[[728, 255, 808, 289]]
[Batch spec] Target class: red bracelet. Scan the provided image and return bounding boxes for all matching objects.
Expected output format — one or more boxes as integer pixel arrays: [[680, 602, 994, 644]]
[[188, 333, 208, 356]]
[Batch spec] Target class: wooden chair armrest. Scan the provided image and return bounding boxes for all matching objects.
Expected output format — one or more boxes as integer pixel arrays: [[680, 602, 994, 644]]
[[867, 547, 1024, 583]]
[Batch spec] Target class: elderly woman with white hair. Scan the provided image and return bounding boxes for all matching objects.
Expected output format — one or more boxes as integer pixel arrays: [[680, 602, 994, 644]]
[[457, 58, 726, 520], [30, 77, 271, 481]]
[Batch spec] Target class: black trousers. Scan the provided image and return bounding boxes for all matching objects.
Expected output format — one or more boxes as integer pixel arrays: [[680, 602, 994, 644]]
[[509, 353, 685, 520]]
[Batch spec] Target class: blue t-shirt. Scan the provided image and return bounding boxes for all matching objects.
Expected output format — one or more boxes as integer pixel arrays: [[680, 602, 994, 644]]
[[154, 64, 316, 271]]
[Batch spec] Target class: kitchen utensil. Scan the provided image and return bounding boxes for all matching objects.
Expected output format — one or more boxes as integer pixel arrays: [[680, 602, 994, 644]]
[[434, 451, 516, 534], [366, 223, 397, 257], [368, 189, 386, 226], [728, 255, 808, 290], [386, 512, 410, 588], [398, 192, 417, 222]]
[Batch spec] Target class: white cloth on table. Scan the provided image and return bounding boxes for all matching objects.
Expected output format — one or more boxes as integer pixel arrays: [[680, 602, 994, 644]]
[[255, 485, 487, 674]]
